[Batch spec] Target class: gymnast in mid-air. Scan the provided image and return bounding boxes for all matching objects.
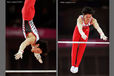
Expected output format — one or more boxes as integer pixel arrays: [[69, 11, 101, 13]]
[[14, 0, 47, 63], [70, 7, 108, 73]]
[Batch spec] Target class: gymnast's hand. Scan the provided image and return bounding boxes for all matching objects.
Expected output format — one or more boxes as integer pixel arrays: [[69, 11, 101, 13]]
[[81, 33, 88, 40], [14, 51, 23, 60], [34, 53, 43, 64], [100, 34, 108, 41]]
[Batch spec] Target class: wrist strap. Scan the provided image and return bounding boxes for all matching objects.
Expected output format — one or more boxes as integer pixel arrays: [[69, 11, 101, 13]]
[[100, 33, 104, 36], [18, 50, 24, 54]]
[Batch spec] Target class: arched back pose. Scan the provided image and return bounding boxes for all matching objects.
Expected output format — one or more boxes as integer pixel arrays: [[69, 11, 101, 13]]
[[14, 0, 46, 64], [70, 7, 108, 73]]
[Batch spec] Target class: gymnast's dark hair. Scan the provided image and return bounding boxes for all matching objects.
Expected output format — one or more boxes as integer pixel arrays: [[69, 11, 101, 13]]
[[81, 7, 95, 15], [36, 40, 48, 57]]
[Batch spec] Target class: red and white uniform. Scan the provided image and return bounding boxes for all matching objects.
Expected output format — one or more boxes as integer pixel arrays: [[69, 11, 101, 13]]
[[71, 15, 93, 67], [22, 0, 39, 42], [22, 20, 40, 42]]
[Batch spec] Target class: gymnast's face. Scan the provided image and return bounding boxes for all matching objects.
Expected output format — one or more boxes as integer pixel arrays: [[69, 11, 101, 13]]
[[83, 14, 92, 22]]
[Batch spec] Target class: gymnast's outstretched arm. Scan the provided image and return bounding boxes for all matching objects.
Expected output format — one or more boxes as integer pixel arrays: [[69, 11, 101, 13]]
[[92, 18, 108, 41]]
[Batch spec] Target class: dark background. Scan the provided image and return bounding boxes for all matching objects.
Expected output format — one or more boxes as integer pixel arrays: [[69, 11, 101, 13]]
[[58, 0, 109, 76], [58, 0, 109, 39], [6, 0, 56, 70], [6, 0, 56, 28], [6, 73, 56, 76]]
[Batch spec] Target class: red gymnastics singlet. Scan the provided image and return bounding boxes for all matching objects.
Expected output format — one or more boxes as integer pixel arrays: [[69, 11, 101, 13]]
[[22, 0, 36, 20], [71, 15, 93, 67], [22, 0, 40, 42]]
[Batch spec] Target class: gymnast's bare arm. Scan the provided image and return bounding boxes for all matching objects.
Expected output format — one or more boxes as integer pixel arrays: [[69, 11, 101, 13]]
[[77, 16, 88, 40], [92, 18, 108, 41]]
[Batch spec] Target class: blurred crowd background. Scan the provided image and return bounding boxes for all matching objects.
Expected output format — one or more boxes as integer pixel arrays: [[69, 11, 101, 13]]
[[6, 0, 56, 28], [6, 0, 109, 76], [6, 0, 56, 72], [58, 0, 109, 40], [58, 0, 109, 76]]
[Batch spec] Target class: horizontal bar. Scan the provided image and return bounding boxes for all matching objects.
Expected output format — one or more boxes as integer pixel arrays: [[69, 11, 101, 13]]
[[6, 70, 56, 73], [58, 41, 110, 44], [59, 1, 76, 4], [6, 1, 23, 3]]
